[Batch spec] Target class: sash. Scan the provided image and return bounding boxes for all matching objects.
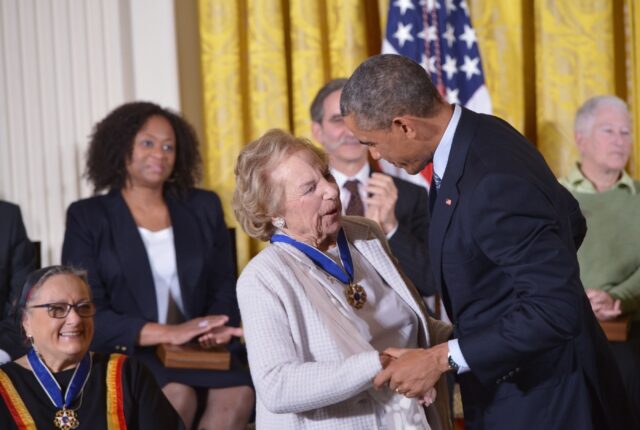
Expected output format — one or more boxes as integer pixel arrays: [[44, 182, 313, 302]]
[[106, 354, 127, 430], [0, 369, 36, 429]]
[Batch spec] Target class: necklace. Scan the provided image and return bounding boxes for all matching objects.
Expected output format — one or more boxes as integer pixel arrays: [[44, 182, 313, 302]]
[[27, 349, 91, 430], [271, 229, 367, 309]]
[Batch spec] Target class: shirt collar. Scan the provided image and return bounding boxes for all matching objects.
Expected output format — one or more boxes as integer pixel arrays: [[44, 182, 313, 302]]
[[432, 104, 462, 182], [563, 162, 637, 195], [331, 163, 370, 189]]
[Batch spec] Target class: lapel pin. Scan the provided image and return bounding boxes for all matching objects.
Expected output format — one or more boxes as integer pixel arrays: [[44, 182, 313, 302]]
[[445, 198, 452, 206]]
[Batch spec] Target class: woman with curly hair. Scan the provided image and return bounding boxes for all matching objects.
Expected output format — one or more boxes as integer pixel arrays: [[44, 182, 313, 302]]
[[61, 102, 254, 430]]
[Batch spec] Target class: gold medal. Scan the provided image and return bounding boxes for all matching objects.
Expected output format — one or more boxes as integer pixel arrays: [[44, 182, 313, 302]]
[[345, 283, 367, 309], [54, 408, 79, 430]]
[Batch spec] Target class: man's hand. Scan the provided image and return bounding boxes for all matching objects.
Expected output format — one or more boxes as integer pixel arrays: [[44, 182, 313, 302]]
[[365, 173, 398, 234], [586, 288, 622, 320], [373, 343, 450, 398]]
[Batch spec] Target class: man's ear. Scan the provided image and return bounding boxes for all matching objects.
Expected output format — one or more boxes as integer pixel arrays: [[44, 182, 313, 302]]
[[392, 116, 417, 139], [311, 122, 323, 143], [575, 132, 586, 154]]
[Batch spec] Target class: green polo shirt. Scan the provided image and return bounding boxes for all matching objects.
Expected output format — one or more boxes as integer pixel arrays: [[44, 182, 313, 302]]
[[560, 164, 640, 318]]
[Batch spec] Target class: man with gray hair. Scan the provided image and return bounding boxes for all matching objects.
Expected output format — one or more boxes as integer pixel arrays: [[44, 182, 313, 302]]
[[560, 95, 640, 416], [340, 53, 635, 429], [310, 78, 434, 297]]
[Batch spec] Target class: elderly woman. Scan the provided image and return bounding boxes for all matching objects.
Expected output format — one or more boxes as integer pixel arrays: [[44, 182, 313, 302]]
[[233, 129, 451, 430], [61, 101, 254, 429], [0, 265, 180, 429]]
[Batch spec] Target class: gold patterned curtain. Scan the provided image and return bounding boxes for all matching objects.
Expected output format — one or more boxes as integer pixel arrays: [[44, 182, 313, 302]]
[[195, 0, 640, 268]]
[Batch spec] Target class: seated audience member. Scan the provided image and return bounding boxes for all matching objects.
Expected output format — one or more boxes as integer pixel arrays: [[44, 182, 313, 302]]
[[0, 201, 36, 363], [310, 79, 434, 297], [61, 102, 254, 430], [232, 129, 452, 430], [0, 266, 180, 429], [559, 95, 640, 415]]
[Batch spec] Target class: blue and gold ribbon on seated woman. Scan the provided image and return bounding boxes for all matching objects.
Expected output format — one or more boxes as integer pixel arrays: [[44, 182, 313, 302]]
[[270, 229, 367, 309], [0, 354, 128, 429]]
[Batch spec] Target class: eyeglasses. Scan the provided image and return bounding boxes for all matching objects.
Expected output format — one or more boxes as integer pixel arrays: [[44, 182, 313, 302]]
[[28, 302, 96, 319]]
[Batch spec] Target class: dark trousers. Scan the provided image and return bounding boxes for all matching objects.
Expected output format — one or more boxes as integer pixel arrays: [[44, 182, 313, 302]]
[[609, 321, 640, 424]]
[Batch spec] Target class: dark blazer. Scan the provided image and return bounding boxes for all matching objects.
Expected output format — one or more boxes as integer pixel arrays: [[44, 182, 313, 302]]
[[384, 174, 434, 296], [61, 189, 239, 355], [431, 108, 634, 429], [0, 201, 35, 359]]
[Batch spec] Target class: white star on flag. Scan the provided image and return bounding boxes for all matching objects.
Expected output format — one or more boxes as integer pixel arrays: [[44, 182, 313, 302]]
[[459, 24, 477, 49], [445, 0, 457, 14], [460, 55, 480, 79], [393, 22, 415, 47], [442, 54, 458, 79], [393, 0, 416, 15], [442, 23, 456, 47], [446, 87, 461, 103]]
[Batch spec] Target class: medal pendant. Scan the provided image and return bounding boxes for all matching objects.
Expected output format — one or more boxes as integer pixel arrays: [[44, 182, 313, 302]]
[[54, 408, 79, 430], [345, 283, 367, 309]]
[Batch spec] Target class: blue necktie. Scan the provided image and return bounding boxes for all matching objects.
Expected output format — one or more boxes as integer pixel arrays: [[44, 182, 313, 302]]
[[429, 172, 441, 212]]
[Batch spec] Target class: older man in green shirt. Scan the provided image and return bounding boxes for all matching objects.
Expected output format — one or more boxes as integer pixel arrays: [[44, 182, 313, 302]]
[[560, 94, 640, 415]]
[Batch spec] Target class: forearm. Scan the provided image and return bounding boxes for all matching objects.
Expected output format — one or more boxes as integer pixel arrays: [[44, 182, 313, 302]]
[[253, 351, 381, 414], [137, 322, 173, 346]]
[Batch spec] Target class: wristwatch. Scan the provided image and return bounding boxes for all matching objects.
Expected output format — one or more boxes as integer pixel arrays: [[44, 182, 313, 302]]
[[447, 351, 460, 373]]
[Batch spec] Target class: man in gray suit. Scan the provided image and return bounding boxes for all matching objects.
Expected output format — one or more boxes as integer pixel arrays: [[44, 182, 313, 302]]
[[0, 200, 36, 362], [311, 79, 434, 297]]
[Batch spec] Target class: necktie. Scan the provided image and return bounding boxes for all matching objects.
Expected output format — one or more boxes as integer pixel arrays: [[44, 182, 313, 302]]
[[429, 172, 441, 212], [344, 180, 365, 216]]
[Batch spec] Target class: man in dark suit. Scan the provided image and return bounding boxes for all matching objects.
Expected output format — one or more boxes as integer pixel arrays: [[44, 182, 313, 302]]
[[0, 200, 36, 362], [310, 78, 434, 297], [340, 54, 635, 429]]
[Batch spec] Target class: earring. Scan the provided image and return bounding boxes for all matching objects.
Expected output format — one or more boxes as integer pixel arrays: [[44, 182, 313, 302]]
[[27, 335, 34, 344], [273, 217, 286, 229]]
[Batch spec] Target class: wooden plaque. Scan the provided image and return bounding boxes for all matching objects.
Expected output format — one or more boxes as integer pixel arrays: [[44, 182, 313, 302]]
[[598, 316, 630, 342], [156, 343, 231, 370]]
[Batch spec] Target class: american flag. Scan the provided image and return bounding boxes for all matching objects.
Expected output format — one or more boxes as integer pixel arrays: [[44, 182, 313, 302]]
[[379, 0, 492, 188]]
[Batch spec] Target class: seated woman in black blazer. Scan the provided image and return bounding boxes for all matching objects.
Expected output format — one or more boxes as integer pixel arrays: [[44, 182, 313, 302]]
[[62, 102, 254, 430]]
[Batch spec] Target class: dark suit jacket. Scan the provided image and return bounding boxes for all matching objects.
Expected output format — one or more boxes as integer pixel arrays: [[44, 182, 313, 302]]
[[0, 201, 35, 358], [61, 189, 239, 356], [383, 174, 434, 296], [431, 108, 634, 429]]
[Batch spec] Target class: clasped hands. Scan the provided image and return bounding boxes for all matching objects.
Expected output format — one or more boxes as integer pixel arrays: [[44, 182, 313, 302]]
[[169, 315, 244, 348], [375, 343, 450, 406], [586, 288, 622, 321]]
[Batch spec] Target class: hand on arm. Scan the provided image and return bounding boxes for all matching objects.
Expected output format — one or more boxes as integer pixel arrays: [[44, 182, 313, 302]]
[[586, 288, 622, 320], [373, 343, 450, 399], [365, 173, 399, 234], [137, 315, 237, 346]]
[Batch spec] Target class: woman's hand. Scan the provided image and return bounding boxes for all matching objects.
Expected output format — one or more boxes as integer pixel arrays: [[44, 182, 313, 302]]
[[198, 325, 244, 348], [167, 315, 231, 345]]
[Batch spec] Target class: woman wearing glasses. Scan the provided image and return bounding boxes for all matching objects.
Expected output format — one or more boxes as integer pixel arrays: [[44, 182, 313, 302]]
[[0, 265, 180, 429]]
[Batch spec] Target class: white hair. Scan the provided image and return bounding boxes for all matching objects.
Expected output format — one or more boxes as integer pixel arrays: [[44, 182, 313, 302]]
[[574, 95, 630, 135]]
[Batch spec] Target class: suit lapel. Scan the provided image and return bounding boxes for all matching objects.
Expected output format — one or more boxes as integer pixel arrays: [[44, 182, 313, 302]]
[[167, 194, 203, 319], [105, 190, 157, 321], [429, 108, 479, 318]]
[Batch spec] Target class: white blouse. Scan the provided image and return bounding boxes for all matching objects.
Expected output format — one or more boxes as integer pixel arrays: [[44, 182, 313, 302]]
[[138, 227, 184, 324]]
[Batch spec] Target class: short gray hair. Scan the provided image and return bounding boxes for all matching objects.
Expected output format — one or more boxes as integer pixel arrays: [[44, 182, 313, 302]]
[[310, 78, 348, 123], [232, 129, 329, 241], [575, 95, 630, 134], [340, 54, 443, 131]]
